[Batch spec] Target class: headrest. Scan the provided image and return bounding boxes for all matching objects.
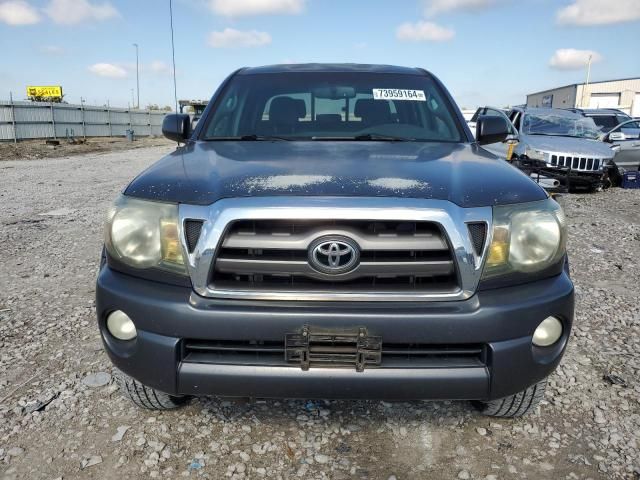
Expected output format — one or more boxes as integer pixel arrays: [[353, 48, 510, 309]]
[[354, 99, 392, 123], [269, 97, 306, 123]]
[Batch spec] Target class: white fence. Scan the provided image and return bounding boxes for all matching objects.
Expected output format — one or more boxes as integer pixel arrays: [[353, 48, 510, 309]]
[[0, 100, 169, 141]]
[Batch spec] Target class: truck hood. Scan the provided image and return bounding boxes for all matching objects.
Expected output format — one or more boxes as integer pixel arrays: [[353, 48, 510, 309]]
[[124, 141, 546, 208], [520, 134, 615, 158]]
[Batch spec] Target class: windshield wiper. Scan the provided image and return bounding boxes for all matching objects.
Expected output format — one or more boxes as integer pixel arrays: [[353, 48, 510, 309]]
[[354, 133, 416, 142], [527, 133, 594, 138], [240, 134, 292, 141], [310, 134, 416, 142], [203, 135, 292, 141]]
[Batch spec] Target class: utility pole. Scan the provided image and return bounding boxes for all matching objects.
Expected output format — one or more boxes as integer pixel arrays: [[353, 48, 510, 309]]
[[581, 54, 592, 108], [133, 43, 140, 109], [80, 96, 86, 139]]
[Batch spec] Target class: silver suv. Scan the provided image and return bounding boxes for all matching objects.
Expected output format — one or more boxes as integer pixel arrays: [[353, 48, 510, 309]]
[[506, 107, 616, 191]]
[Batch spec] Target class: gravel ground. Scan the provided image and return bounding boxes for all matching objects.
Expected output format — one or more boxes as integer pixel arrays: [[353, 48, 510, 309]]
[[0, 146, 639, 480], [0, 137, 173, 162]]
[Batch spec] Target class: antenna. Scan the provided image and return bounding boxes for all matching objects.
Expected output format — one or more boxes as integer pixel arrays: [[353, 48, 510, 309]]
[[169, 0, 180, 145], [169, 0, 179, 115]]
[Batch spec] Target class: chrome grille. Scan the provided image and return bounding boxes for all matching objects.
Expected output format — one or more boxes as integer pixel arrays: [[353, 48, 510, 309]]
[[548, 154, 603, 172], [211, 219, 458, 294], [179, 197, 493, 302]]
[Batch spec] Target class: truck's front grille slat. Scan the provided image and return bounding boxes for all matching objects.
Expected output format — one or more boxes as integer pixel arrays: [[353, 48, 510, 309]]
[[222, 227, 449, 251], [210, 220, 459, 295], [182, 339, 485, 369], [547, 153, 604, 172], [215, 257, 455, 281]]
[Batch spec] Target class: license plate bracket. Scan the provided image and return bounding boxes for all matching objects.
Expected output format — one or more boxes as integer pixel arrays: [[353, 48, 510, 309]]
[[285, 325, 382, 372]]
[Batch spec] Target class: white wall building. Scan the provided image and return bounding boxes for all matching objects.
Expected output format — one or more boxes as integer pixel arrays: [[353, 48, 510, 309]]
[[526, 77, 640, 116]]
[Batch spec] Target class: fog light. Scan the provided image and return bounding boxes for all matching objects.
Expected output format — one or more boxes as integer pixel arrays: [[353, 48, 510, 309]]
[[532, 316, 563, 347], [106, 310, 137, 340]]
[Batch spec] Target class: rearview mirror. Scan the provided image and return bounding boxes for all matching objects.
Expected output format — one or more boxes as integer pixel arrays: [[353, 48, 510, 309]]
[[162, 114, 192, 143], [609, 131, 626, 142], [476, 115, 510, 145], [313, 86, 356, 99]]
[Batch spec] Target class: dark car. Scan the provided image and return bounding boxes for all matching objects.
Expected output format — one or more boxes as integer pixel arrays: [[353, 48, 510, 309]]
[[96, 64, 574, 417]]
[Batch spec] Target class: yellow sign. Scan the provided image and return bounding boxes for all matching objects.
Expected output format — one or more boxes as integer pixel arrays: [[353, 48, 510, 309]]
[[26, 86, 63, 98]]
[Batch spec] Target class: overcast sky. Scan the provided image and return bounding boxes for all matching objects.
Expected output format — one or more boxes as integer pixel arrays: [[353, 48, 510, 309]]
[[1, 0, 639, 109]]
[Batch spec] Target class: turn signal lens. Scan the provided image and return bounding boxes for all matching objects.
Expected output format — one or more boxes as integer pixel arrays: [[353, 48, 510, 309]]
[[486, 226, 509, 267], [160, 219, 184, 265]]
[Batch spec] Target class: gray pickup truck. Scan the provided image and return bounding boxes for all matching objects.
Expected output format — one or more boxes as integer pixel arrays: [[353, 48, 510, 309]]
[[96, 64, 574, 417]]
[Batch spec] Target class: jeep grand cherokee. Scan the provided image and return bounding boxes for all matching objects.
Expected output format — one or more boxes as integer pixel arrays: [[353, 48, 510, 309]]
[[96, 64, 574, 417]]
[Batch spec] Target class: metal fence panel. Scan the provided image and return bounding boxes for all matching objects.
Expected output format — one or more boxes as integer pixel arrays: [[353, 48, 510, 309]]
[[150, 114, 164, 126], [16, 123, 54, 139], [0, 105, 13, 123], [55, 123, 82, 138], [84, 109, 109, 124], [85, 124, 111, 137], [131, 112, 150, 126], [0, 100, 169, 141], [0, 124, 13, 139], [14, 105, 52, 123], [111, 124, 129, 136], [53, 107, 82, 123], [109, 111, 131, 124]]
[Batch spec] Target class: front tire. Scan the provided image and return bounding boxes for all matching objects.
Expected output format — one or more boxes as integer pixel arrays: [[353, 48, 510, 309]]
[[472, 378, 546, 417], [115, 370, 189, 410]]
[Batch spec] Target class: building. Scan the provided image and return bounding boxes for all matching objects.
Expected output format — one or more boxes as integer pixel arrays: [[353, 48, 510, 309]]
[[526, 77, 640, 116]]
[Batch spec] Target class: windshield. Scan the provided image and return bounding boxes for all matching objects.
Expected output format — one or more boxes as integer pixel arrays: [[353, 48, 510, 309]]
[[522, 113, 601, 139], [201, 72, 464, 142]]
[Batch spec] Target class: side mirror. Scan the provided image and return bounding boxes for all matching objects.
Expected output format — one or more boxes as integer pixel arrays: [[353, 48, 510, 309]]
[[476, 115, 510, 145], [609, 131, 626, 142], [162, 114, 191, 143]]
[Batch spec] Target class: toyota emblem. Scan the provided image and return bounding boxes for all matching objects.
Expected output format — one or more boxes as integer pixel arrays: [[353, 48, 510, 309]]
[[308, 236, 360, 274]]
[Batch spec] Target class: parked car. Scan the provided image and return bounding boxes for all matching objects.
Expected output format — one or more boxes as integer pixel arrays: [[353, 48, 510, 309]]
[[568, 108, 632, 133], [506, 107, 616, 191], [601, 118, 640, 174], [97, 63, 574, 417]]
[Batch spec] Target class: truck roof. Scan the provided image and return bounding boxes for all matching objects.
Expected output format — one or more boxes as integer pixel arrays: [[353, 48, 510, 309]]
[[238, 63, 426, 76]]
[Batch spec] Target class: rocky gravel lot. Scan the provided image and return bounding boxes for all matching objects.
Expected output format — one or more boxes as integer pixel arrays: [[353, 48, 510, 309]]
[[1, 145, 639, 480]]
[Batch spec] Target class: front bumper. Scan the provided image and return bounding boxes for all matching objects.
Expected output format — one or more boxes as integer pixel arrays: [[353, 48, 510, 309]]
[[96, 266, 574, 401]]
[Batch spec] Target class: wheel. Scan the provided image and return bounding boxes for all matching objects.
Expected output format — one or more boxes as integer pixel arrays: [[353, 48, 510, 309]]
[[472, 378, 546, 417], [115, 370, 189, 410]]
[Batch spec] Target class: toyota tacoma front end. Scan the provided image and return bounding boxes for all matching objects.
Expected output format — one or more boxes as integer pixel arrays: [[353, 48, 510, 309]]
[[96, 64, 574, 417]]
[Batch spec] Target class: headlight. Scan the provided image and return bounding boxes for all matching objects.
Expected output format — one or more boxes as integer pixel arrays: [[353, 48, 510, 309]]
[[524, 147, 546, 162], [483, 198, 566, 279], [105, 196, 187, 275]]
